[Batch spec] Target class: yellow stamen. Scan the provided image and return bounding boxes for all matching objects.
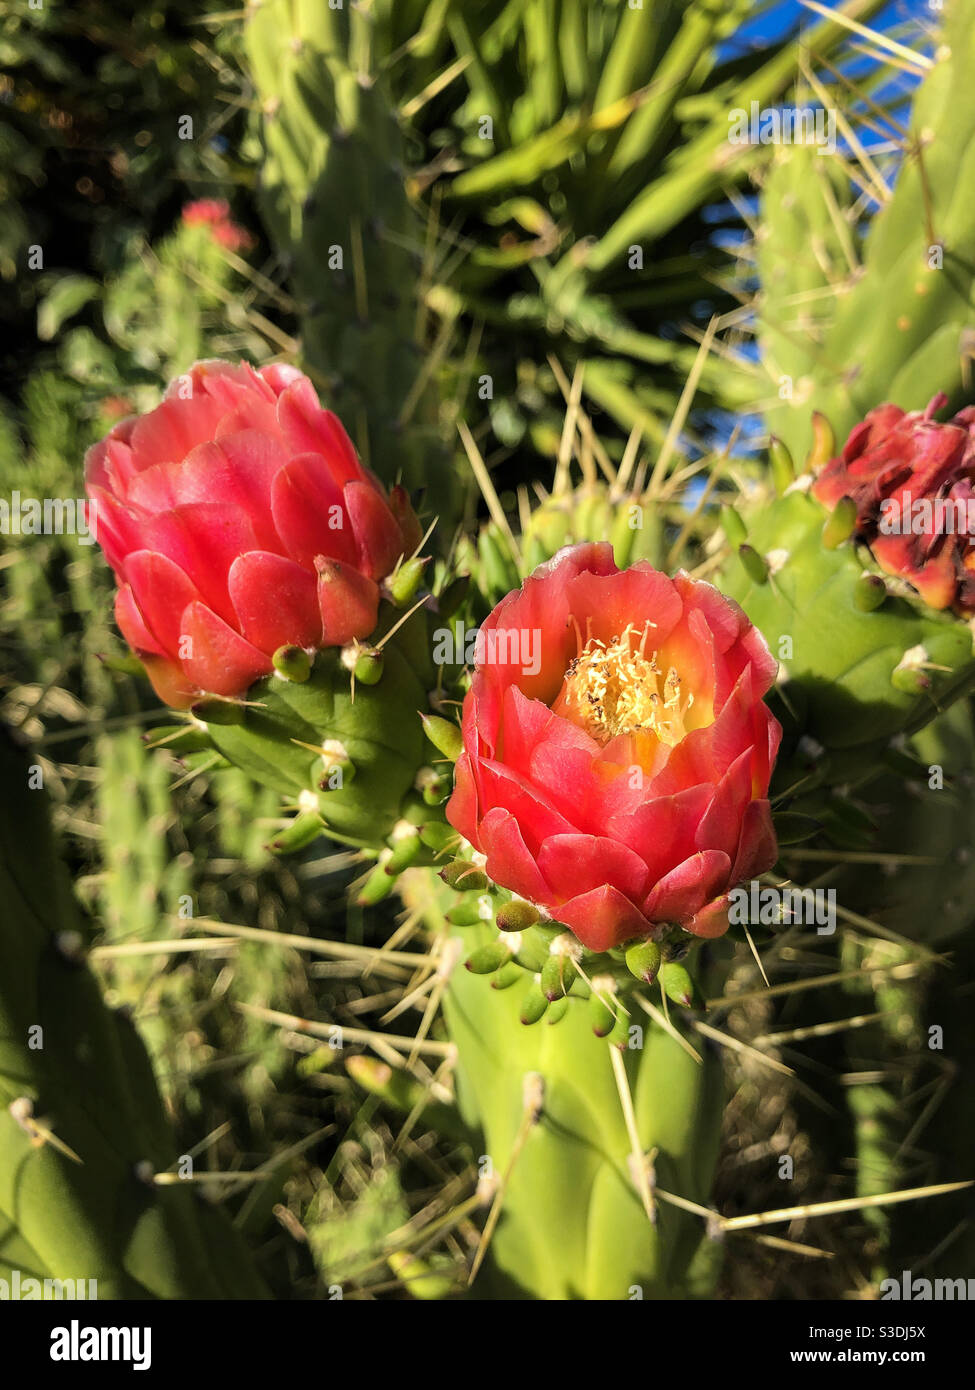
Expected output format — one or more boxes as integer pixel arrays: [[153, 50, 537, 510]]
[[553, 622, 693, 747]]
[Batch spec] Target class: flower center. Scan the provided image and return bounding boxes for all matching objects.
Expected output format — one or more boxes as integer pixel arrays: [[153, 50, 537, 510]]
[[552, 620, 694, 747]]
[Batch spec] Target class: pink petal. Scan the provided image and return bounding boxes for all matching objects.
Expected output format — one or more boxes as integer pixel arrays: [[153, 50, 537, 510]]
[[141, 654, 200, 710], [276, 377, 362, 485], [729, 800, 779, 883], [173, 360, 276, 409], [229, 551, 323, 654], [258, 363, 305, 396], [178, 600, 271, 697], [556, 885, 651, 952], [694, 747, 755, 860], [315, 557, 380, 646], [344, 480, 405, 580], [114, 584, 166, 657], [123, 550, 202, 657], [445, 753, 480, 848], [685, 895, 731, 940], [477, 807, 552, 904], [475, 759, 578, 852], [140, 504, 260, 626], [128, 395, 226, 470], [84, 434, 138, 496], [643, 849, 731, 925], [606, 784, 714, 881], [564, 561, 683, 651], [536, 833, 650, 903], [270, 453, 357, 569]]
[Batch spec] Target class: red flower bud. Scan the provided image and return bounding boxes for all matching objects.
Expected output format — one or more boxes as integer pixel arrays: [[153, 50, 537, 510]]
[[811, 395, 975, 614], [85, 360, 419, 706], [446, 544, 782, 952]]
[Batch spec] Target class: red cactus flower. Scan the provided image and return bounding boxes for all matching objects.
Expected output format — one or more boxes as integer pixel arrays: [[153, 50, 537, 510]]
[[85, 360, 421, 708], [446, 544, 781, 952], [181, 198, 255, 252], [812, 395, 975, 613], [181, 198, 232, 227]]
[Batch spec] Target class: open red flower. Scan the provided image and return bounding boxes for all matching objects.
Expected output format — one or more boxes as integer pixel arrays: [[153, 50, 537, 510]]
[[446, 544, 781, 952], [812, 395, 975, 613], [85, 360, 420, 707]]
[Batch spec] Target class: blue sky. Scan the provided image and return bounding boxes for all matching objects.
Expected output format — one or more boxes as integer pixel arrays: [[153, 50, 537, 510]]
[[721, 0, 936, 51]]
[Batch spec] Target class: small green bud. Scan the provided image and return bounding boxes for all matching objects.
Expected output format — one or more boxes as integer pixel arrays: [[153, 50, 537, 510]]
[[520, 979, 550, 1025], [721, 505, 747, 549], [491, 961, 525, 990], [440, 859, 489, 892], [354, 647, 384, 685], [546, 996, 570, 1025], [495, 899, 540, 932], [738, 543, 768, 585], [418, 821, 457, 852], [805, 411, 836, 472], [272, 644, 312, 682], [589, 980, 618, 1037], [624, 939, 662, 985], [415, 766, 450, 805], [607, 1008, 631, 1051], [446, 899, 489, 926], [420, 713, 463, 762], [822, 496, 858, 549], [466, 941, 512, 975], [266, 811, 323, 855], [890, 665, 931, 694], [660, 960, 694, 1008], [357, 856, 397, 906], [891, 645, 932, 694], [385, 823, 424, 874], [854, 572, 887, 612], [388, 556, 428, 606], [319, 741, 355, 789], [540, 952, 575, 1001], [769, 436, 795, 494]]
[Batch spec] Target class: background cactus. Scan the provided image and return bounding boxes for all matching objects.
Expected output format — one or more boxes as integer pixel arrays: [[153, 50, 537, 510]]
[[718, 475, 975, 765], [0, 723, 268, 1298], [400, 869, 727, 1300], [242, 0, 456, 512], [753, 0, 975, 459]]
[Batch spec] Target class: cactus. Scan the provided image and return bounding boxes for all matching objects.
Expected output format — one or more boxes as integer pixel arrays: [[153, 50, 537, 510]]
[[178, 593, 455, 859], [0, 723, 268, 1298], [401, 869, 726, 1300], [822, 697, 975, 945], [754, 0, 975, 460], [243, 0, 455, 512], [718, 470, 975, 771]]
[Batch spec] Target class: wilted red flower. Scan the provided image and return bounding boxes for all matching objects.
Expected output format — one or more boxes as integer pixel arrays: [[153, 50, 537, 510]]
[[85, 360, 421, 707], [812, 395, 975, 612], [446, 544, 781, 951]]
